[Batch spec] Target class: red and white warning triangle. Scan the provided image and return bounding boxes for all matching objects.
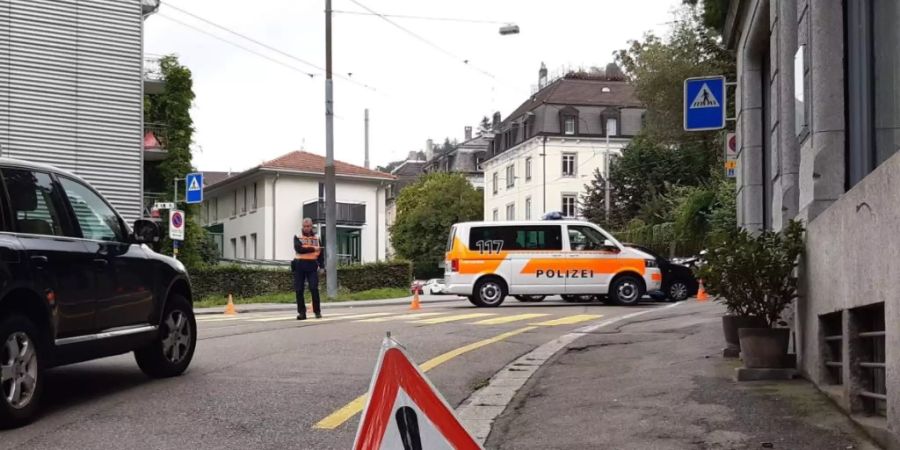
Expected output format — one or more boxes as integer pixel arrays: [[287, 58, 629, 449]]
[[353, 336, 482, 450]]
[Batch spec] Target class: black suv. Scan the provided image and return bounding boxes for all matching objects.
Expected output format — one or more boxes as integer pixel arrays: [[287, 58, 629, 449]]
[[0, 159, 197, 427], [625, 244, 698, 302]]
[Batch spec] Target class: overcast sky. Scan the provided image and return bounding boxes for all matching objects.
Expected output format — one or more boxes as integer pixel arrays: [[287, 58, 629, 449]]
[[145, 0, 682, 172]]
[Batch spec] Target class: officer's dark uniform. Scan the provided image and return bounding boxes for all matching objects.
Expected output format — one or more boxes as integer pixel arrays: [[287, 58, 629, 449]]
[[292, 233, 324, 319]]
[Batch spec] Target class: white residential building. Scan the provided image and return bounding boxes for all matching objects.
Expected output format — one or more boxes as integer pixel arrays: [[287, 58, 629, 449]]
[[202, 151, 394, 264], [482, 69, 644, 221]]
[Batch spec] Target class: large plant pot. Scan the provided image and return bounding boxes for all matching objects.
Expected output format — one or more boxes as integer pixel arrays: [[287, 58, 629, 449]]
[[738, 328, 790, 368], [722, 315, 767, 350]]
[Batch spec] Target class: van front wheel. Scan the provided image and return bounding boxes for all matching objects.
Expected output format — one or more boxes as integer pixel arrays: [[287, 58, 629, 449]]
[[470, 278, 506, 307], [609, 276, 644, 306]]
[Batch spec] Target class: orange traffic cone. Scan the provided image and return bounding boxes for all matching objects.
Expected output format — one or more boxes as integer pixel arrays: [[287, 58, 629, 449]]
[[410, 289, 421, 311], [224, 293, 237, 315], [697, 280, 709, 302]]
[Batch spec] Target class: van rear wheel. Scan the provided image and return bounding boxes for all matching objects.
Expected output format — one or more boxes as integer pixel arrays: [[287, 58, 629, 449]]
[[470, 278, 506, 307]]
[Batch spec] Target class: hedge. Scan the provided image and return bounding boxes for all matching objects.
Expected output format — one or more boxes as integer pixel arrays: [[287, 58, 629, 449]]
[[190, 260, 413, 299]]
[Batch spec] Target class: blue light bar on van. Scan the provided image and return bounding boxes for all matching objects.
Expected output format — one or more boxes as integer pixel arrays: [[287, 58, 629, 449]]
[[542, 211, 564, 220]]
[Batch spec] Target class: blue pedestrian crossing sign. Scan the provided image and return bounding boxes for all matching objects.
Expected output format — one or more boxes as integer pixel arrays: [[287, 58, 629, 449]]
[[186, 173, 203, 204], [684, 76, 726, 131]]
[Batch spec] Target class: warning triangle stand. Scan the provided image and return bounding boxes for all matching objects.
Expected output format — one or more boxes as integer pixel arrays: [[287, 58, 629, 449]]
[[690, 83, 720, 109], [353, 334, 482, 450]]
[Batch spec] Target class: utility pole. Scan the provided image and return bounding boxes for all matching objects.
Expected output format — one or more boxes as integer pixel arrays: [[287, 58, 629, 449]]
[[364, 108, 370, 169], [542, 135, 547, 214], [324, 0, 338, 298], [604, 120, 611, 224]]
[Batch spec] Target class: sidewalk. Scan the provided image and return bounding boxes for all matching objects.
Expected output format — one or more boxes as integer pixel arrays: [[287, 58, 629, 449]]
[[192, 294, 462, 315], [487, 301, 881, 450]]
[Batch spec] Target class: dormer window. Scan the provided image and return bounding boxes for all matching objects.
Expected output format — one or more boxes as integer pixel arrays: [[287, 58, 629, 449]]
[[558, 106, 579, 136], [600, 107, 621, 136]]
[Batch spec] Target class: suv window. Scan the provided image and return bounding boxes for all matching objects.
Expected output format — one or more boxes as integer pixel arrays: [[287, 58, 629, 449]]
[[2, 168, 67, 236], [59, 177, 125, 242], [469, 226, 562, 251], [568, 225, 609, 251]]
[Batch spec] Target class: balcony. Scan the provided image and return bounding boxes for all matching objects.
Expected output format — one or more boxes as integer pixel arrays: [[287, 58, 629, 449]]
[[143, 192, 166, 220], [302, 200, 366, 226], [144, 123, 168, 161], [144, 56, 165, 94]]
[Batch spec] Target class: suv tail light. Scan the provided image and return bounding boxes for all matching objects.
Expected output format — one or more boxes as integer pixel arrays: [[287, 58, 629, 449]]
[[450, 259, 459, 272]]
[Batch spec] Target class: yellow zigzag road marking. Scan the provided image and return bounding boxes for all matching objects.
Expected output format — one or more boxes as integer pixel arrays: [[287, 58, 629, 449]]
[[411, 313, 495, 324], [532, 314, 603, 326], [357, 312, 445, 323], [471, 313, 550, 325]]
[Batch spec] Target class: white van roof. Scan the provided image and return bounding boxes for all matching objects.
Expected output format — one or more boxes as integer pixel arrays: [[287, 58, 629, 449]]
[[454, 220, 600, 227]]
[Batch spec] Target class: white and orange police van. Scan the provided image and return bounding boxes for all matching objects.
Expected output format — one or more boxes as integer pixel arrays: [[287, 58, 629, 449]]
[[444, 220, 662, 307]]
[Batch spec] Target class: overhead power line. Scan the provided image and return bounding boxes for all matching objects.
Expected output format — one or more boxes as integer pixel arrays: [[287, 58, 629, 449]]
[[332, 10, 510, 26], [157, 13, 317, 78], [346, 0, 497, 80], [163, 3, 378, 92]]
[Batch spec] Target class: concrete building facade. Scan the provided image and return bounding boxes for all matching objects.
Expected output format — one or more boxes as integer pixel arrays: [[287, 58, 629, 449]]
[[725, 1, 898, 445]]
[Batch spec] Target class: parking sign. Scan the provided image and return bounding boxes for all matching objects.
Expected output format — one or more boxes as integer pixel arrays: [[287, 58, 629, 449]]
[[169, 209, 185, 241], [684, 76, 726, 131]]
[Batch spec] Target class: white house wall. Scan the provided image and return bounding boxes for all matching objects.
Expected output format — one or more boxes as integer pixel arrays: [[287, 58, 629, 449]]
[[482, 137, 627, 221]]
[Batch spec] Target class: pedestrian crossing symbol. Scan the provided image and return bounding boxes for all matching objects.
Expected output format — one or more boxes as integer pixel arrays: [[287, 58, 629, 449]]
[[684, 75, 726, 131], [690, 83, 720, 108], [185, 172, 203, 204]]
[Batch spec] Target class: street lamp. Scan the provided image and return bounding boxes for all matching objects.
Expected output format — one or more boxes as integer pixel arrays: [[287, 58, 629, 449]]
[[499, 24, 520, 35]]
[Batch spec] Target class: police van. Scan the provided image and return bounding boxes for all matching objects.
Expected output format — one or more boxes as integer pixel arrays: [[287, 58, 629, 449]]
[[444, 220, 662, 307]]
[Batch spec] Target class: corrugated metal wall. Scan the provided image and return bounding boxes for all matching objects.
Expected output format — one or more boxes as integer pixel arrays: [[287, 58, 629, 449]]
[[0, 0, 143, 221]]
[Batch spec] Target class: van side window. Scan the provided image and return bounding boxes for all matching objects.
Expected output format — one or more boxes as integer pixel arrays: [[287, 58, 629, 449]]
[[446, 226, 456, 251], [568, 225, 607, 251], [469, 226, 562, 251], [1, 169, 67, 237]]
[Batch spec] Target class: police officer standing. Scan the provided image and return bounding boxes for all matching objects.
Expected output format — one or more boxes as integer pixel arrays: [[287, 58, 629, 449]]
[[292, 218, 324, 320]]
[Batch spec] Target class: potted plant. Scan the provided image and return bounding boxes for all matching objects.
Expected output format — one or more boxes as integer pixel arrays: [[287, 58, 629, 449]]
[[698, 220, 804, 366], [697, 231, 766, 356]]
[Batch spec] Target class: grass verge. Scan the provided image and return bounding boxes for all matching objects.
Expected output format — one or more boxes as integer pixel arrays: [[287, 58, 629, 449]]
[[194, 287, 411, 309]]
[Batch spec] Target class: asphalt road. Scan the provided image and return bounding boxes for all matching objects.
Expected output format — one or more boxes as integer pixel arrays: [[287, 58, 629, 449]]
[[0, 296, 670, 449]]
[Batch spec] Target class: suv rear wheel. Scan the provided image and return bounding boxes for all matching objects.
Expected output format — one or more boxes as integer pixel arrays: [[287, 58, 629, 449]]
[[468, 277, 506, 307], [609, 275, 644, 306], [135, 294, 196, 378], [0, 315, 43, 428]]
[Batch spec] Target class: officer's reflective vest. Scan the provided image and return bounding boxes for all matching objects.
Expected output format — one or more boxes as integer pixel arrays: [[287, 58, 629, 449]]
[[295, 235, 321, 260]]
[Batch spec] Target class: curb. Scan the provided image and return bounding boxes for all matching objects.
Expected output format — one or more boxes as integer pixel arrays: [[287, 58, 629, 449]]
[[193, 295, 464, 316]]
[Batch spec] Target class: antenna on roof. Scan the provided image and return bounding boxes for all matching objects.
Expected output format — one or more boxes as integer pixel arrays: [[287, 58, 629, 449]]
[[301, 137, 306, 151]]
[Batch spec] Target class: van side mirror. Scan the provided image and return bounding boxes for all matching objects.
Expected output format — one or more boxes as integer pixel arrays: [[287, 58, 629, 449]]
[[132, 219, 160, 244]]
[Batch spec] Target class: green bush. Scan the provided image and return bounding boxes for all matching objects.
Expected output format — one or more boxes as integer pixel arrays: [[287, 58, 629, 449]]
[[190, 260, 413, 299]]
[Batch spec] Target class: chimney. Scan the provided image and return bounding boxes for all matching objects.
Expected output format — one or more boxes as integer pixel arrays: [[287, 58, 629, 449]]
[[407, 150, 418, 161], [425, 139, 434, 161], [464, 126, 473, 141], [538, 62, 548, 89], [492, 112, 501, 131]]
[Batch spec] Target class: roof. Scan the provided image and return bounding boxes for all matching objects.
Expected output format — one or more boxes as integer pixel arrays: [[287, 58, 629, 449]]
[[202, 171, 233, 187], [0, 157, 82, 181], [390, 160, 426, 177], [502, 78, 641, 127], [261, 151, 395, 180]]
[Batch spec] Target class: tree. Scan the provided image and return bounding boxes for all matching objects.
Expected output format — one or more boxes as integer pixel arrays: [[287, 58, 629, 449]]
[[390, 173, 482, 277], [479, 116, 492, 133], [683, 0, 730, 32], [614, 7, 734, 144], [144, 55, 216, 269]]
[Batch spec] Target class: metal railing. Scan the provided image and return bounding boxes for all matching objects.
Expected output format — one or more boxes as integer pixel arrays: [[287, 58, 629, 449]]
[[144, 56, 164, 82], [144, 123, 168, 150]]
